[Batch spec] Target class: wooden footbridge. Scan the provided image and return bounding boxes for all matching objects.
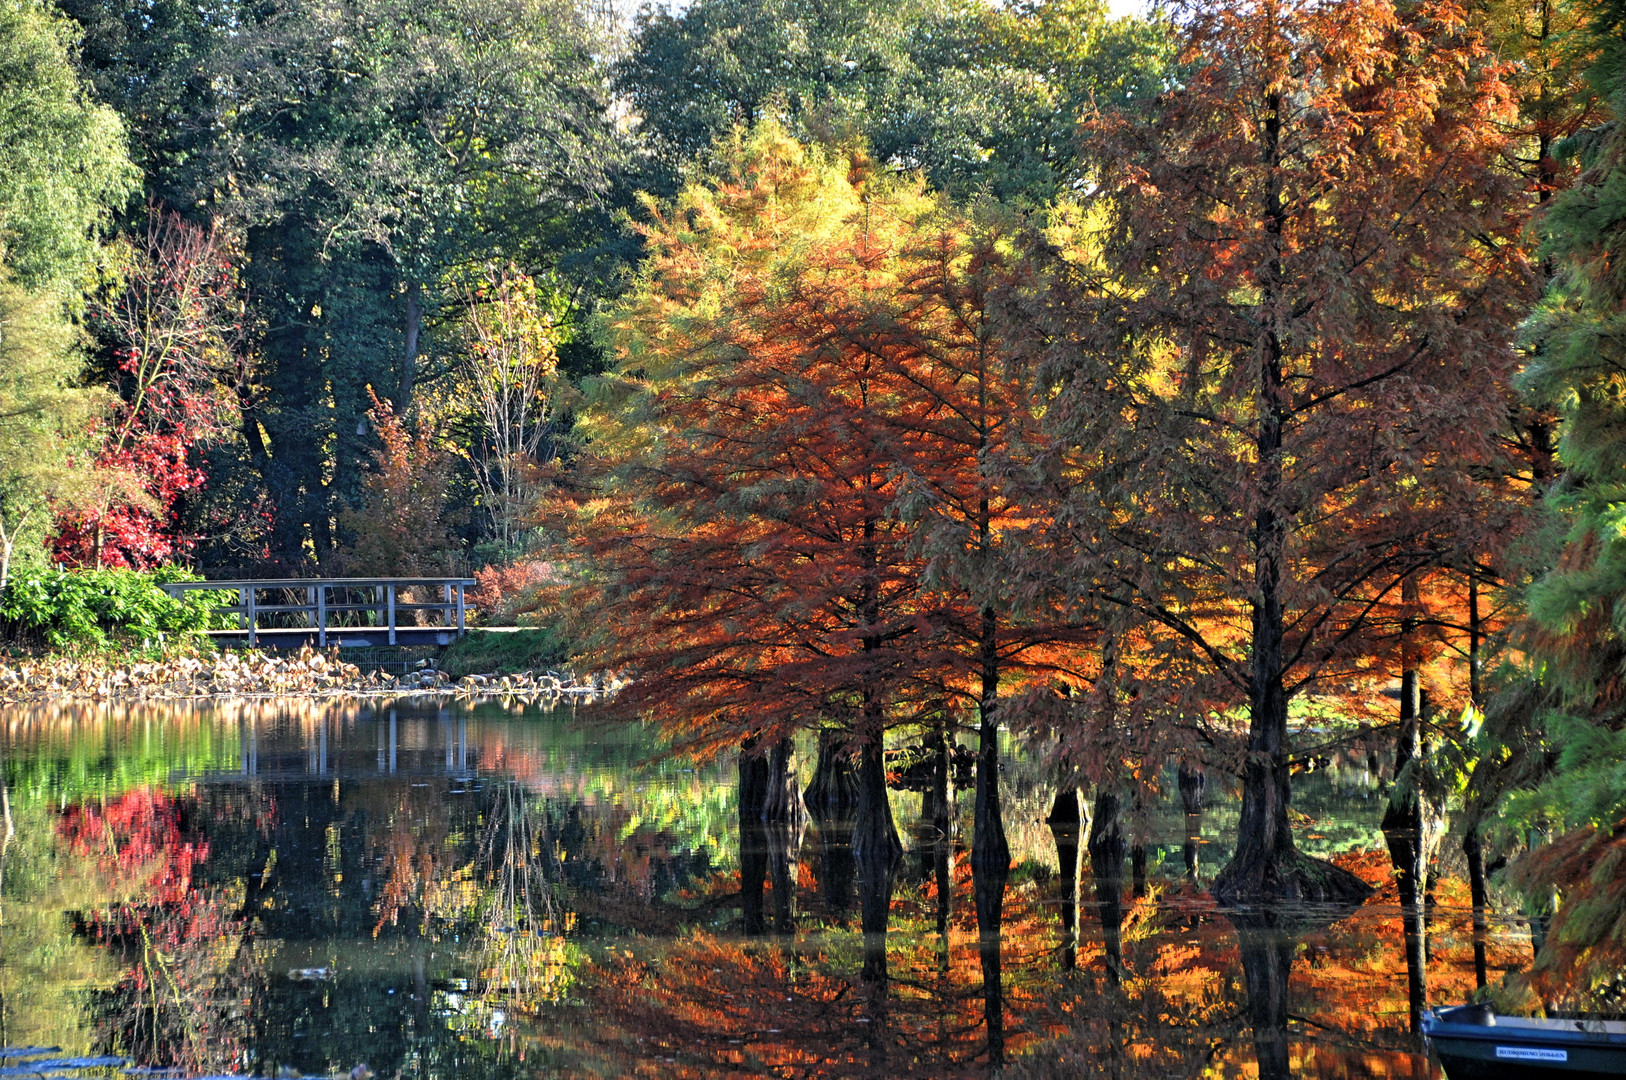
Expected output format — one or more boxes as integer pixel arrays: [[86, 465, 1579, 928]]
[[159, 577, 477, 649]]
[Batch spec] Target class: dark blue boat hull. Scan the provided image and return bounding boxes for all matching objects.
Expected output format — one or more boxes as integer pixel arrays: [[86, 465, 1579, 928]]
[[1425, 1006, 1626, 1079]]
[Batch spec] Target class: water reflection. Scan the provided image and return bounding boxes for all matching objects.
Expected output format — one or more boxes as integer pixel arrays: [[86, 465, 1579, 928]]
[[1046, 786, 1081, 971], [0, 700, 1499, 1078], [0, 699, 727, 1076], [1089, 787, 1128, 982]]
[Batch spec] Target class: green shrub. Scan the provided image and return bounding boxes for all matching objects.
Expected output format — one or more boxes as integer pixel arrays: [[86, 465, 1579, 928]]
[[0, 567, 231, 649]]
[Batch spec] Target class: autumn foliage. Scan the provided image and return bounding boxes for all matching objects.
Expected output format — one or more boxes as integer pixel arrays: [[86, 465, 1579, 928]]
[[52, 210, 243, 570], [335, 389, 462, 575], [1009, 0, 1537, 899], [575, 125, 1082, 765]]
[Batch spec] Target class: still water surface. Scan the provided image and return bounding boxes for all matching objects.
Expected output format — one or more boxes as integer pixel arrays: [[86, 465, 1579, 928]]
[[0, 698, 1495, 1077]]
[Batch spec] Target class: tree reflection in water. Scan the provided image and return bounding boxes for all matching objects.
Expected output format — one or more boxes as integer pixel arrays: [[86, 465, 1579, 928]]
[[63, 787, 267, 1074], [1233, 910, 1297, 1080], [1047, 786, 1081, 971], [0, 700, 1544, 1078], [473, 779, 570, 1004]]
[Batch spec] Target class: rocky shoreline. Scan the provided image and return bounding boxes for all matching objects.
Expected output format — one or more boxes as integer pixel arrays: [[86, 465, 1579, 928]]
[[0, 646, 623, 706]]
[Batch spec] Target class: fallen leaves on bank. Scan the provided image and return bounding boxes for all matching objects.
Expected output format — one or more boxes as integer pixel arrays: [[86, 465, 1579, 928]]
[[0, 646, 624, 705]]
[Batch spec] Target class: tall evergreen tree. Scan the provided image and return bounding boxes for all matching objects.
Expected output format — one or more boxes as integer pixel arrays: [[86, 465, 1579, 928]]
[[0, 0, 135, 290], [1516, 0, 1626, 1006]]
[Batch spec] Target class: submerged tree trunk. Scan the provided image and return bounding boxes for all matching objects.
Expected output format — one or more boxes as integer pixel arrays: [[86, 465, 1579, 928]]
[[1464, 823, 1490, 989], [760, 737, 802, 934], [806, 729, 858, 913], [805, 728, 860, 821], [767, 816, 801, 935], [740, 741, 771, 935], [1382, 609, 1428, 1034], [852, 736, 901, 984], [972, 606, 1010, 1066], [1130, 784, 1149, 900], [917, 723, 955, 939], [764, 737, 802, 825], [1178, 765, 1206, 884], [1089, 788, 1127, 982], [1047, 786, 1082, 970]]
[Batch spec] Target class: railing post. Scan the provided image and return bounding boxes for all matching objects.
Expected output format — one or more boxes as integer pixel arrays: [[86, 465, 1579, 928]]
[[456, 582, 466, 635], [246, 586, 257, 647], [317, 583, 327, 648], [386, 583, 397, 646], [443, 582, 453, 629]]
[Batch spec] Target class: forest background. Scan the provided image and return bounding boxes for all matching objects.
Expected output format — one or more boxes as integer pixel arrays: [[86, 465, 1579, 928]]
[[4, 0, 1626, 1018]]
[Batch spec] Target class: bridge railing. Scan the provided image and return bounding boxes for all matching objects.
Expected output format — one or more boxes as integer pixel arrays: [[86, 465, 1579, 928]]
[[158, 577, 477, 647]]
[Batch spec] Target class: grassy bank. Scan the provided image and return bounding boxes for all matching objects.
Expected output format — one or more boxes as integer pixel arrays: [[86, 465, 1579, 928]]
[[436, 627, 573, 677]]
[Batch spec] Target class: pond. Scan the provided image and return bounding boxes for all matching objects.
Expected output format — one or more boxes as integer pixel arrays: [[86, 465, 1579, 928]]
[[0, 698, 1530, 1078]]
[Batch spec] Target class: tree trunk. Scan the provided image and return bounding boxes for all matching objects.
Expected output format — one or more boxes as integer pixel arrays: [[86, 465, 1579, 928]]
[[767, 815, 801, 936], [806, 729, 857, 913], [764, 737, 802, 825], [1463, 572, 1491, 988], [805, 728, 860, 821], [1130, 784, 1149, 900], [1468, 571, 1482, 709], [1382, 600, 1427, 1034], [917, 723, 954, 939], [1178, 765, 1206, 884], [1047, 786, 1082, 971], [398, 281, 421, 410], [740, 741, 770, 936], [852, 737, 901, 984], [1089, 788, 1127, 982], [1214, 90, 1370, 910], [971, 606, 1009, 1066], [1464, 823, 1490, 989]]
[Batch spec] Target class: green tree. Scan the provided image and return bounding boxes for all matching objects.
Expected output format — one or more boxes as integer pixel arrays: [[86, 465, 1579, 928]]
[[615, 0, 1169, 203], [1516, 0, 1626, 1008], [0, 0, 136, 291], [57, 0, 629, 570], [0, 0, 136, 588], [0, 276, 125, 591], [222, 0, 624, 568]]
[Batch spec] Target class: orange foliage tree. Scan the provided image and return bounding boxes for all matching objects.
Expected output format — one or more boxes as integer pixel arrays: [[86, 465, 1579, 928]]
[[335, 389, 462, 575], [1008, 0, 1537, 904], [570, 125, 1083, 1000]]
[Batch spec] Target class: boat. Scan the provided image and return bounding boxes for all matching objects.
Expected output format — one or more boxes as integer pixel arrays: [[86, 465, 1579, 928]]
[[1424, 1004, 1626, 1078]]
